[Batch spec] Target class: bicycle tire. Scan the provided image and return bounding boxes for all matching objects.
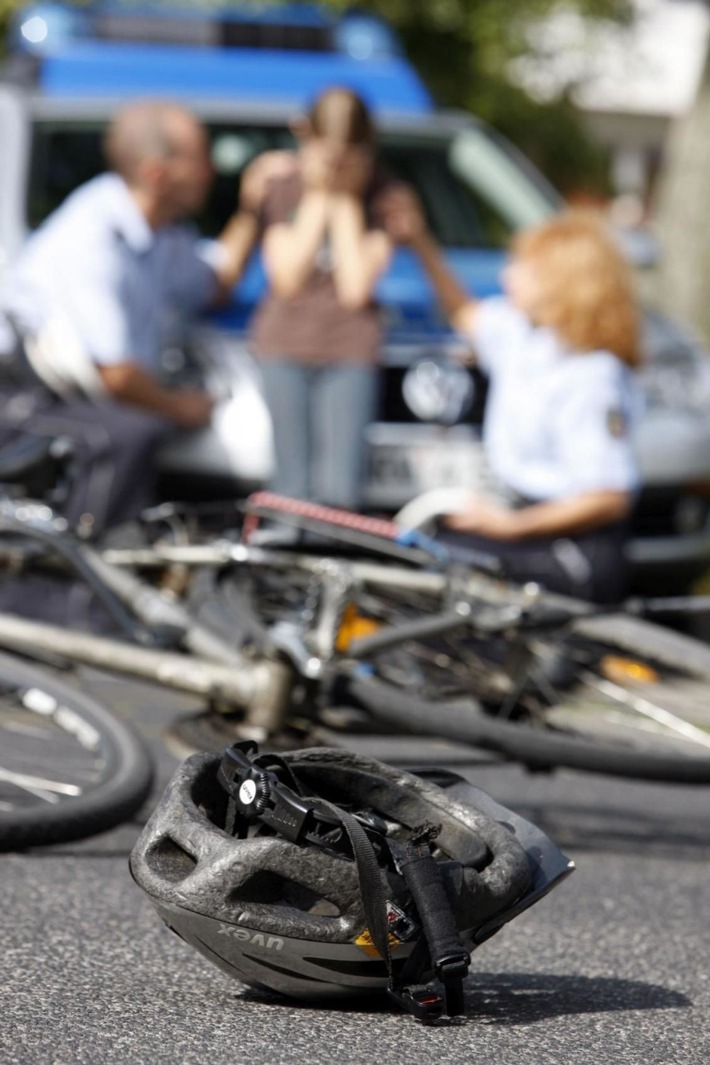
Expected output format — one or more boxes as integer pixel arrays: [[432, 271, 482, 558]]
[[346, 674, 710, 784], [571, 611, 710, 678], [0, 651, 154, 849]]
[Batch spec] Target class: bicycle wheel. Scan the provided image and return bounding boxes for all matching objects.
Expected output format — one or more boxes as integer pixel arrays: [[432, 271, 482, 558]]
[[0, 651, 154, 849], [341, 606, 710, 784]]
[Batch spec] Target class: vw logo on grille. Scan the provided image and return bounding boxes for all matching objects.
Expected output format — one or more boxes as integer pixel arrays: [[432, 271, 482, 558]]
[[402, 359, 475, 424]]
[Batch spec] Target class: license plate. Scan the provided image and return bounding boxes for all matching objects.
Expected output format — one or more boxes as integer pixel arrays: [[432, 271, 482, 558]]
[[364, 423, 487, 509]]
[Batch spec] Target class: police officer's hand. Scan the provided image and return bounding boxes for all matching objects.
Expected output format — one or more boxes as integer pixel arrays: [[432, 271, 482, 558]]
[[170, 390, 215, 429], [239, 151, 298, 213], [444, 497, 522, 540], [380, 186, 427, 245]]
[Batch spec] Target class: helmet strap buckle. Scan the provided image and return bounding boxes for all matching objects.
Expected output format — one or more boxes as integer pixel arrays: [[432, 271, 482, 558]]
[[388, 985, 445, 1024]]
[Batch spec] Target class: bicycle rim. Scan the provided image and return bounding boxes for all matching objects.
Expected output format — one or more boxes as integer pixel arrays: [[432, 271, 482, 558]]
[[0, 651, 153, 849]]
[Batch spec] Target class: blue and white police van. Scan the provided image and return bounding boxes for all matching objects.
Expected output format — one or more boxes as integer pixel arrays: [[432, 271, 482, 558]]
[[1, 0, 710, 592]]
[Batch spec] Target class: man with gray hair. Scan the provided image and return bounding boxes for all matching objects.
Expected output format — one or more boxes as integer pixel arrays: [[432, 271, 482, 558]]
[[0, 99, 256, 535]]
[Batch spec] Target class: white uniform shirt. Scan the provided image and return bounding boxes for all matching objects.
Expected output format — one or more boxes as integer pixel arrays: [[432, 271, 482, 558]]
[[472, 296, 640, 501], [0, 174, 218, 372]]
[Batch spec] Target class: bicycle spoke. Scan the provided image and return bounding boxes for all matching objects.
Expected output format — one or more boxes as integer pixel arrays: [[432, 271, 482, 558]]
[[0, 768, 82, 797], [0, 697, 105, 808], [579, 672, 710, 750]]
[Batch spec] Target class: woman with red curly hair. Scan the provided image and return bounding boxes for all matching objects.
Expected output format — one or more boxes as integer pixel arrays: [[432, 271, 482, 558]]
[[385, 200, 642, 603]]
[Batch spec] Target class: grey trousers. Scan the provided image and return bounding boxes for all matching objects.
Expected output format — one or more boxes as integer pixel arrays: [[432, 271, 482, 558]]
[[0, 384, 170, 534], [259, 359, 377, 510], [0, 385, 171, 628]]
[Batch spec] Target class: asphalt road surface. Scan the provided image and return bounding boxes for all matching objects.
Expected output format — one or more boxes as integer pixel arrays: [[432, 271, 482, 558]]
[[2, 671, 709, 1065]]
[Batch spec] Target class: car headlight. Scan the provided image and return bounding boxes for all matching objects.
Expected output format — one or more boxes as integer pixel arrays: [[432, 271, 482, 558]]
[[401, 358, 475, 424]]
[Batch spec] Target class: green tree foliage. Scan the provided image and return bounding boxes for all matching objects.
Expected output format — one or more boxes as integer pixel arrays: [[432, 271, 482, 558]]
[[0, 0, 25, 25]]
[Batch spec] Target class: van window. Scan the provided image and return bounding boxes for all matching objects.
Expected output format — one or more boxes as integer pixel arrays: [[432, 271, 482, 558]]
[[448, 128, 556, 231], [28, 119, 553, 248]]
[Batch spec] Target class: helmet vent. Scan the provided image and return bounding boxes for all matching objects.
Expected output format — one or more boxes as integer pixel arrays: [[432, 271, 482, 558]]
[[234, 873, 341, 917], [146, 837, 198, 883]]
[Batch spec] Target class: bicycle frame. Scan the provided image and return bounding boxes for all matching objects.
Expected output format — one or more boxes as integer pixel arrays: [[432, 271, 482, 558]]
[[0, 492, 567, 737], [3, 489, 710, 753]]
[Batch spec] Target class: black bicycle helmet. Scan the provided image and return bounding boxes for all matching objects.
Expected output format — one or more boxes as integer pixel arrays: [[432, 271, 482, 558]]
[[130, 744, 573, 1022]]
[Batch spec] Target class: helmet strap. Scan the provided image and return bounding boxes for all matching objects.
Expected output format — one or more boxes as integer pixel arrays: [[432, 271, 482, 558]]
[[395, 825, 470, 1019]]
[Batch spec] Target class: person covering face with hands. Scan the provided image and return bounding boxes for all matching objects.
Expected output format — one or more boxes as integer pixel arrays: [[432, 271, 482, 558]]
[[384, 190, 641, 603], [238, 87, 399, 511]]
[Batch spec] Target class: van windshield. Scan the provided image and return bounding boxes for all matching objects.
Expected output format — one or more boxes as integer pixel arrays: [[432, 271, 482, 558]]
[[28, 119, 556, 248]]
